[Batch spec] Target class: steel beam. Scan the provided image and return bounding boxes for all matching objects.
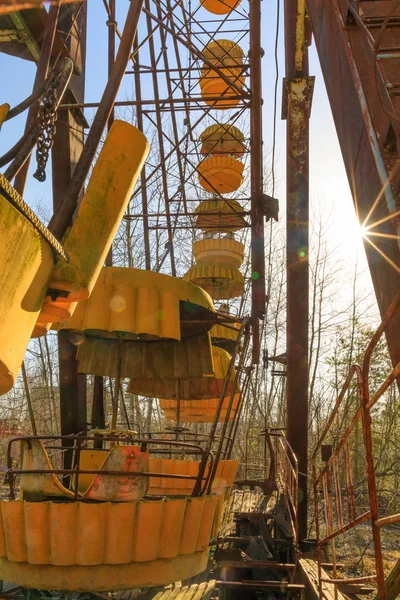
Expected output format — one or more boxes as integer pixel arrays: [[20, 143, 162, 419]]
[[284, 0, 314, 542], [49, 0, 144, 241], [306, 0, 400, 372], [51, 4, 88, 453], [250, 0, 265, 364]]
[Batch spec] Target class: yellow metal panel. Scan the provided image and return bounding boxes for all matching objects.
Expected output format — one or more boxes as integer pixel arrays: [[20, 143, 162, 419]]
[[148, 459, 237, 496], [200, 124, 245, 157], [47, 121, 150, 302], [76, 503, 107, 565], [184, 264, 244, 301], [0, 507, 7, 558], [159, 498, 187, 558], [131, 499, 163, 562], [148, 457, 162, 491], [0, 550, 210, 591], [103, 502, 136, 565], [203, 41, 244, 62], [193, 238, 245, 268], [0, 495, 217, 575], [108, 281, 136, 333], [25, 502, 50, 565], [0, 197, 54, 395], [195, 199, 246, 233], [195, 496, 218, 551], [163, 409, 234, 423], [1, 501, 27, 562], [128, 344, 233, 400], [159, 396, 239, 411], [211, 322, 239, 342], [77, 449, 107, 493], [179, 497, 205, 555], [211, 496, 225, 538], [49, 502, 77, 565], [200, 0, 241, 14], [197, 156, 244, 194], [56, 266, 215, 342], [75, 331, 214, 379]]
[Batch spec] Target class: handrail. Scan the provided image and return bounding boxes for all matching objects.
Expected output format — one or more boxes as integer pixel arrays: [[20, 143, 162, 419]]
[[6, 434, 215, 500], [312, 291, 400, 599]]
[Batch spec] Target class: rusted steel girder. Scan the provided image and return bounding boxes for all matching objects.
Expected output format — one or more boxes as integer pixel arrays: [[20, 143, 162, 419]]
[[306, 0, 400, 373], [250, 0, 265, 364], [49, 0, 144, 241], [12, 3, 60, 196], [284, 0, 314, 542], [50, 5, 88, 465]]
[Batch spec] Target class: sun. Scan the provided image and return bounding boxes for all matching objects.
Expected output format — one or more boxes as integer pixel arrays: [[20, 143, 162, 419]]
[[359, 223, 368, 238]]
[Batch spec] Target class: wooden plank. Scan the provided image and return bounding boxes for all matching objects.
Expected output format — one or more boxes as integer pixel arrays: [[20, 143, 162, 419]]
[[215, 560, 296, 570], [155, 581, 216, 600], [374, 557, 400, 600], [299, 559, 347, 600], [216, 580, 305, 590], [153, 586, 174, 600], [192, 580, 216, 600]]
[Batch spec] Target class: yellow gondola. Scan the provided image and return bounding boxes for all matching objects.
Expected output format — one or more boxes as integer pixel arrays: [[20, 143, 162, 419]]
[[160, 395, 240, 423], [211, 322, 240, 353], [74, 332, 214, 379], [184, 264, 244, 300], [200, 0, 242, 15], [0, 433, 225, 591], [195, 198, 247, 233], [193, 237, 245, 267], [54, 266, 216, 341], [200, 123, 246, 157], [199, 40, 245, 108], [50, 267, 217, 379], [197, 155, 244, 193], [128, 345, 235, 399]]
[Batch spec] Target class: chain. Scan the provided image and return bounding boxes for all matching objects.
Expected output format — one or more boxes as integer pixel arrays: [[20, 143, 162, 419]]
[[33, 75, 59, 183]]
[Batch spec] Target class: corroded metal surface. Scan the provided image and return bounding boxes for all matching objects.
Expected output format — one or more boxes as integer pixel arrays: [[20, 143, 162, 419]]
[[307, 0, 400, 371], [284, 0, 314, 542]]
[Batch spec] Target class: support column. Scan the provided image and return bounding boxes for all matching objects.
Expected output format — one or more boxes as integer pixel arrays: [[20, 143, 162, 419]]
[[283, 0, 314, 541], [250, 0, 265, 364], [51, 4, 87, 448]]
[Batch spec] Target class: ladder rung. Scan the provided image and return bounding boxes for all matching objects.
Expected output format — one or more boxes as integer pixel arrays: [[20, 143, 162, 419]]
[[377, 53, 400, 60]]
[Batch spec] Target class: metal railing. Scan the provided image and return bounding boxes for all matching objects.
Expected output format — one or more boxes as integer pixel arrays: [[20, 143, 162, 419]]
[[275, 434, 299, 550], [312, 290, 400, 599], [6, 433, 214, 500]]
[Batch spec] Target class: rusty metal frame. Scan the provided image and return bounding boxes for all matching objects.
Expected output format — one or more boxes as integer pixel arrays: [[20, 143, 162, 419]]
[[284, 0, 314, 542], [306, 0, 400, 377], [312, 290, 400, 599]]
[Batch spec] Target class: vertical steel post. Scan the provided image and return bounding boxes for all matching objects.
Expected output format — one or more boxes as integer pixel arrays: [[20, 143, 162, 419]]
[[283, 0, 314, 541], [13, 4, 60, 196], [249, 0, 265, 364], [52, 4, 88, 459]]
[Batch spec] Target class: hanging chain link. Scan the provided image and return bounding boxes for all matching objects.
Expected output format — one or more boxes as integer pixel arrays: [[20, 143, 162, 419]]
[[33, 75, 60, 183]]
